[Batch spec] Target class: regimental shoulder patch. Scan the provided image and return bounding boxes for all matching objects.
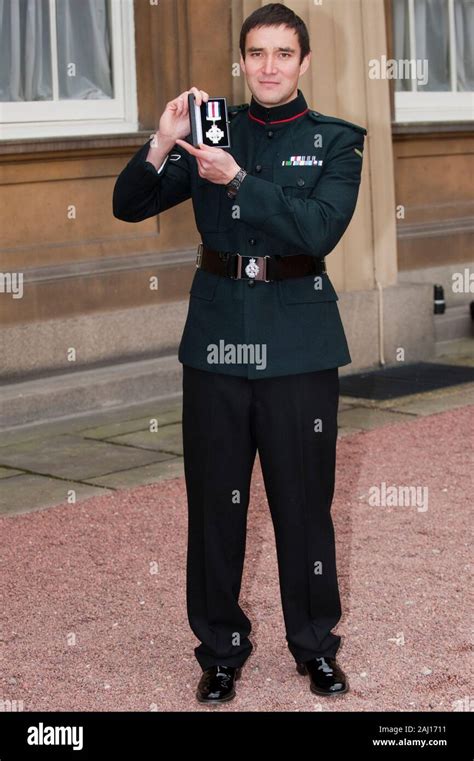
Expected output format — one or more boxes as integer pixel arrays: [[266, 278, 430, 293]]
[[281, 156, 323, 166], [307, 110, 367, 135]]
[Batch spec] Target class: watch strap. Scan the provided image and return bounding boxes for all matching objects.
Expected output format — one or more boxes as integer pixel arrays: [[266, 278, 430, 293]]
[[226, 168, 247, 198]]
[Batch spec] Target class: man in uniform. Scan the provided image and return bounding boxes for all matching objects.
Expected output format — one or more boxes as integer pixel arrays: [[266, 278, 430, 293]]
[[113, 3, 366, 703]]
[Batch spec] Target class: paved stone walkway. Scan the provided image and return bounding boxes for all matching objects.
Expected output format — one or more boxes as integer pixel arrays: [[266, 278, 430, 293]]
[[1, 340, 472, 517]]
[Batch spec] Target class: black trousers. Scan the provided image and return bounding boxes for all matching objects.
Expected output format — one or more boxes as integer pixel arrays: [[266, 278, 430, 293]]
[[182, 364, 342, 670]]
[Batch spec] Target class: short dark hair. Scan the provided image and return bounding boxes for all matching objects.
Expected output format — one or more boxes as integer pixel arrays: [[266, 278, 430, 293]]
[[239, 3, 311, 64]]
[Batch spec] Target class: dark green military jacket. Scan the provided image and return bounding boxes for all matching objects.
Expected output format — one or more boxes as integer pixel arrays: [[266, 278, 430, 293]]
[[113, 88, 366, 379]]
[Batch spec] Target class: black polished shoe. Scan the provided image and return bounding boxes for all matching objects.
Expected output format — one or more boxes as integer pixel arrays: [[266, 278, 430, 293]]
[[196, 665, 242, 703], [296, 656, 348, 696]]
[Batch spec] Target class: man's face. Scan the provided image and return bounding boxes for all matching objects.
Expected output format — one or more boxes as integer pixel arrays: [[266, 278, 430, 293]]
[[240, 24, 311, 108]]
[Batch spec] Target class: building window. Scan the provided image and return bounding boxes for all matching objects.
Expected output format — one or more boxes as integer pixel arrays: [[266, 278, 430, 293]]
[[392, 0, 474, 121], [0, 0, 137, 139]]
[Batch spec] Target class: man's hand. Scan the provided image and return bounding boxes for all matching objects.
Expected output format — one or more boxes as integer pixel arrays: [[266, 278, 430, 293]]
[[146, 87, 210, 171], [175, 139, 241, 185], [158, 87, 209, 143]]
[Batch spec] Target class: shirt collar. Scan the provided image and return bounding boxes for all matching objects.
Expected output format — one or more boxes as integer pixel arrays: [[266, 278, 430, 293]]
[[248, 88, 309, 127]]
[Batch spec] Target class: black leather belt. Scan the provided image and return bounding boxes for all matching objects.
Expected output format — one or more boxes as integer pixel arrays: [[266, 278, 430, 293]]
[[196, 243, 326, 282]]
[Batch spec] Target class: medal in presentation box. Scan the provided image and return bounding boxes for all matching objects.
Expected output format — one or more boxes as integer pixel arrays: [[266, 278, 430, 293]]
[[188, 94, 231, 148]]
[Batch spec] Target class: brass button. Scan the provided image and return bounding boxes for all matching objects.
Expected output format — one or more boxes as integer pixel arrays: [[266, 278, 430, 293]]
[[248, 279, 256, 287], [255, 164, 262, 173], [297, 178, 305, 187]]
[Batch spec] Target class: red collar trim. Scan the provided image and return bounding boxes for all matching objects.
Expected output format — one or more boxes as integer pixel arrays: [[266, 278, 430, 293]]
[[248, 108, 309, 126]]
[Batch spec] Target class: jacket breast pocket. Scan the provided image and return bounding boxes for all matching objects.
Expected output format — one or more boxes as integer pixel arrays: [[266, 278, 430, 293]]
[[189, 267, 220, 301], [279, 273, 339, 304], [275, 165, 322, 197]]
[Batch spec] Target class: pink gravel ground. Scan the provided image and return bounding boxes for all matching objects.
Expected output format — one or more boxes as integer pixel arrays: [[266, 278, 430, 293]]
[[0, 405, 472, 712]]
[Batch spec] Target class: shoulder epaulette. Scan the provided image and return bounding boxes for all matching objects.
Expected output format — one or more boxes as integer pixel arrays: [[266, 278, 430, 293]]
[[228, 103, 249, 119], [307, 110, 367, 135]]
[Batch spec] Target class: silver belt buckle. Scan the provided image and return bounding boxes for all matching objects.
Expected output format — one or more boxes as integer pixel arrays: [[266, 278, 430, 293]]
[[196, 242, 203, 268], [236, 254, 270, 282]]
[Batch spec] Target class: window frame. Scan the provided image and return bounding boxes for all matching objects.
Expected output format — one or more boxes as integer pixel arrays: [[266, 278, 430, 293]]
[[394, 0, 474, 123], [0, 0, 138, 140]]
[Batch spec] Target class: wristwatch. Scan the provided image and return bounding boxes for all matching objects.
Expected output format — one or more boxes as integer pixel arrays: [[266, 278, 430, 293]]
[[226, 168, 247, 199]]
